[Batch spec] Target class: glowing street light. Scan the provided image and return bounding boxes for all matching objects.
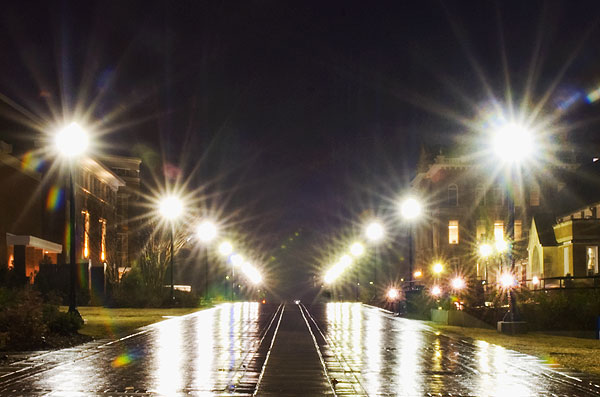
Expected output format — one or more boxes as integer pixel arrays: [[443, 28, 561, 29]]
[[158, 194, 184, 302], [218, 241, 233, 257], [241, 262, 262, 285], [365, 220, 385, 243], [55, 122, 89, 316], [495, 238, 509, 253], [479, 243, 493, 258], [492, 122, 534, 164], [159, 195, 184, 221], [231, 253, 244, 267], [431, 285, 442, 297], [387, 288, 400, 300], [400, 197, 422, 220], [413, 270, 422, 278], [451, 277, 466, 291], [350, 242, 365, 258], [55, 122, 89, 158], [532, 276, 540, 286], [432, 262, 444, 275], [500, 272, 516, 289], [196, 220, 218, 243]]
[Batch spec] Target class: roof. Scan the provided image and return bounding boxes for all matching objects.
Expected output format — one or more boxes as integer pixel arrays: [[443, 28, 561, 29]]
[[6, 234, 62, 253], [532, 214, 558, 247]]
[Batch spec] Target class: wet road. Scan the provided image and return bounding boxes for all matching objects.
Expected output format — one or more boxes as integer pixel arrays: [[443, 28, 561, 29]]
[[0, 302, 598, 396]]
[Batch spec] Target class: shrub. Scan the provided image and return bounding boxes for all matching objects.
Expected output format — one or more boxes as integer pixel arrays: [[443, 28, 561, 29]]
[[0, 289, 47, 349]]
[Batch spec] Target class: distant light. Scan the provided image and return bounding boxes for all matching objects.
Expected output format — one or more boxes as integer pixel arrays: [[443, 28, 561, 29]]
[[159, 195, 184, 221], [451, 277, 466, 290], [500, 273, 516, 289], [492, 122, 533, 164], [369, 281, 374, 285], [387, 288, 399, 300], [196, 220, 218, 243], [479, 243, 493, 257], [400, 197, 422, 220], [241, 262, 262, 284], [532, 276, 540, 285], [55, 122, 89, 158], [495, 239, 508, 253], [350, 242, 365, 257], [231, 254, 244, 267], [431, 285, 442, 297], [365, 221, 385, 242], [324, 255, 353, 284], [413, 270, 422, 278], [294, 300, 300, 304], [432, 263, 444, 274], [262, 299, 266, 304], [218, 241, 233, 257]]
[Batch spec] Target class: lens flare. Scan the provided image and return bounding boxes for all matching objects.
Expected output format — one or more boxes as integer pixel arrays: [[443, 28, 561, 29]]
[[55, 122, 89, 158], [46, 185, 64, 211]]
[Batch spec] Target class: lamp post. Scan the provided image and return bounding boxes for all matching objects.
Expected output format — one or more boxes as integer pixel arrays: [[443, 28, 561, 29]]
[[196, 220, 218, 302], [350, 242, 365, 301], [364, 220, 385, 289], [491, 121, 533, 324], [55, 122, 88, 316], [218, 241, 234, 300], [400, 197, 422, 289], [159, 195, 183, 302]]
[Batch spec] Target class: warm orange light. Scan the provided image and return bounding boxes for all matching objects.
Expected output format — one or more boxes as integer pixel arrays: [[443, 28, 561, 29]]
[[413, 270, 422, 278], [261, 299, 266, 304]]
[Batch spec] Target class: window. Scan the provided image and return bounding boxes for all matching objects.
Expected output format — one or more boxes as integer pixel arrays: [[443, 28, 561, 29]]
[[448, 220, 459, 244], [494, 221, 504, 242], [100, 219, 107, 262], [514, 220, 522, 240], [476, 220, 486, 240], [564, 246, 570, 275], [530, 185, 540, 206], [448, 184, 458, 207], [587, 246, 598, 275], [82, 210, 90, 259]]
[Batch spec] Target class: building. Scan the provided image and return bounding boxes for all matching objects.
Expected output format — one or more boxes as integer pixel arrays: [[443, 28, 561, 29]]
[[1, 141, 62, 282], [411, 147, 579, 285]]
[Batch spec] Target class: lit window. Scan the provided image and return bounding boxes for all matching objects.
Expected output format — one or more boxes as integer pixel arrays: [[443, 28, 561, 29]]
[[448, 184, 458, 207], [448, 220, 459, 244], [587, 246, 598, 275], [494, 221, 504, 242], [100, 219, 107, 262], [82, 210, 90, 259], [514, 220, 522, 240]]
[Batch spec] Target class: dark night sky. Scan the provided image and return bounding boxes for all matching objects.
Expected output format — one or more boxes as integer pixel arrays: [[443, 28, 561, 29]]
[[1, 1, 600, 296]]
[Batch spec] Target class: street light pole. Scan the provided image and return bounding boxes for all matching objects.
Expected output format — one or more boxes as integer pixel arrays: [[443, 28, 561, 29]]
[[68, 166, 78, 315], [170, 224, 174, 302]]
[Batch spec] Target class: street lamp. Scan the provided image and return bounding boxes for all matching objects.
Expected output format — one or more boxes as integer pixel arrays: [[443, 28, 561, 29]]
[[432, 262, 444, 275], [400, 197, 422, 289], [159, 195, 184, 302], [218, 241, 235, 301], [196, 220, 218, 301], [55, 122, 89, 316], [491, 120, 534, 323], [349, 242, 365, 301], [365, 221, 385, 243]]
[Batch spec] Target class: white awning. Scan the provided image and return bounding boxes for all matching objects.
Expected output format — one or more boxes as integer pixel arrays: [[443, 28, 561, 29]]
[[6, 234, 62, 253]]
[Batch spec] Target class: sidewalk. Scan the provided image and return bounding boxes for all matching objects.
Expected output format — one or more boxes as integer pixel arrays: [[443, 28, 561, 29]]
[[428, 322, 600, 376]]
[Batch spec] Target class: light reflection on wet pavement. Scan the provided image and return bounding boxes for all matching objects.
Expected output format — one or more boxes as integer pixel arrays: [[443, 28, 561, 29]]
[[0, 302, 598, 396]]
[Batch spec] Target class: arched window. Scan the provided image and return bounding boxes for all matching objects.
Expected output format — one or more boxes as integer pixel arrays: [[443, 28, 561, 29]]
[[448, 184, 458, 207]]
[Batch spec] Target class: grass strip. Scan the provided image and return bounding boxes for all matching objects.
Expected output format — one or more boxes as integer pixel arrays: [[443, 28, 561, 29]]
[[61, 306, 205, 339], [429, 323, 600, 376]]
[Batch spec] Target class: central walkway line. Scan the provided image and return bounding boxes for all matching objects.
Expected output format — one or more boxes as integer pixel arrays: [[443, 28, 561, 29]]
[[254, 303, 335, 396]]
